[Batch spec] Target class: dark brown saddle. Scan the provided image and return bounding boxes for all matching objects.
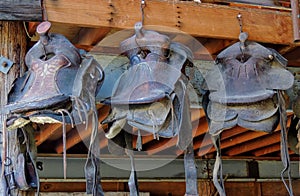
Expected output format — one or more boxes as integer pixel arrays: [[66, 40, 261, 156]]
[[202, 32, 294, 196], [101, 22, 198, 196], [4, 21, 103, 129], [1, 22, 104, 195], [103, 23, 193, 145]]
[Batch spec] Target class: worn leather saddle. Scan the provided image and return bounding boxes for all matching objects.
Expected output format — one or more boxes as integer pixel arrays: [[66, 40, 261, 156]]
[[101, 22, 198, 196], [202, 32, 294, 196], [2, 21, 104, 195], [103, 23, 193, 148], [4, 21, 103, 129]]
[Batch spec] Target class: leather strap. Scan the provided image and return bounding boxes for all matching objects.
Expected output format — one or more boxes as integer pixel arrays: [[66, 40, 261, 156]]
[[184, 142, 198, 196], [124, 130, 139, 196], [278, 90, 294, 196], [211, 135, 226, 196], [85, 104, 104, 195]]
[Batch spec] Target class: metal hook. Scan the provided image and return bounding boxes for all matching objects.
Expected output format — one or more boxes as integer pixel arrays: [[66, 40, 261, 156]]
[[237, 13, 243, 33], [140, 0, 146, 25]]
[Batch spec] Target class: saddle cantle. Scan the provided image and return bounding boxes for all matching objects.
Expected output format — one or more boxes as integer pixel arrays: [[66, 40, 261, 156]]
[[202, 32, 294, 196]]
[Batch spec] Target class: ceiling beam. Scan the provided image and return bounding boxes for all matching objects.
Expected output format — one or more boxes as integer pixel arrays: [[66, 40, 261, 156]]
[[225, 131, 280, 156], [194, 126, 248, 152], [0, 0, 42, 21], [224, 117, 292, 156], [44, 0, 294, 44], [197, 129, 271, 156], [146, 117, 208, 155], [252, 143, 280, 156], [35, 123, 66, 146], [73, 27, 112, 46]]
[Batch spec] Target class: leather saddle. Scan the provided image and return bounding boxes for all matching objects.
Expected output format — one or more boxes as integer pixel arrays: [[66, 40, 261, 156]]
[[2, 21, 104, 195], [101, 22, 198, 196], [203, 32, 293, 135], [4, 21, 104, 129], [202, 32, 294, 196], [102, 23, 193, 149]]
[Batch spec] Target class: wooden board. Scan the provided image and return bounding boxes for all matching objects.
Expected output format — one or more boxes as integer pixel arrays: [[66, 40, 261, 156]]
[[0, 0, 42, 21], [40, 192, 149, 196], [44, 0, 294, 44]]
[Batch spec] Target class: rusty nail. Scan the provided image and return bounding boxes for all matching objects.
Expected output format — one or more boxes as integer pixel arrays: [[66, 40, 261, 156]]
[[2, 61, 7, 67]]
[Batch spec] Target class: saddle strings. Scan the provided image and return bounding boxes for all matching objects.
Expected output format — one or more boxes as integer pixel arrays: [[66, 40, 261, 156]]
[[277, 90, 294, 196]]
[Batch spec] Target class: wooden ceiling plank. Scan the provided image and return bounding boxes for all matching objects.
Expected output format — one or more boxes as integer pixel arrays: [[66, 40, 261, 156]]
[[224, 131, 280, 156], [193, 126, 248, 150], [197, 130, 270, 156], [35, 123, 63, 146], [0, 0, 42, 21], [224, 117, 292, 156], [252, 143, 280, 156], [73, 27, 112, 46], [196, 39, 235, 55], [44, 0, 294, 44], [146, 117, 208, 155]]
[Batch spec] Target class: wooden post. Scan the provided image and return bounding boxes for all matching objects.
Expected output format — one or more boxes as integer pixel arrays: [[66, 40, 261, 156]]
[[0, 1, 42, 195], [0, 21, 33, 196]]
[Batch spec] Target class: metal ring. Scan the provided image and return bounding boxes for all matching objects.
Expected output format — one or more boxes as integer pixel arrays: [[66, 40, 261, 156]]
[[3, 157, 12, 166]]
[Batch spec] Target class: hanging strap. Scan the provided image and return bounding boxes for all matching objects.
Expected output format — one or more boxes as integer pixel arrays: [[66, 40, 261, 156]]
[[211, 134, 226, 196], [277, 90, 294, 196], [184, 142, 198, 196], [124, 130, 139, 196], [85, 102, 104, 195]]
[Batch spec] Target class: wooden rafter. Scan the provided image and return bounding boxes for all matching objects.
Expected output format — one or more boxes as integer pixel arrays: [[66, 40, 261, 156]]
[[194, 126, 248, 152], [252, 143, 280, 156], [146, 117, 208, 155], [35, 123, 67, 146], [43, 0, 294, 44], [197, 130, 271, 156], [0, 0, 42, 21], [73, 27, 112, 46], [225, 131, 280, 156], [224, 117, 292, 156]]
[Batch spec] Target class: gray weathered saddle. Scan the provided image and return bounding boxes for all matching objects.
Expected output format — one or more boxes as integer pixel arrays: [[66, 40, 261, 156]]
[[101, 22, 198, 196], [202, 32, 294, 196], [2, 21, 104, 195]]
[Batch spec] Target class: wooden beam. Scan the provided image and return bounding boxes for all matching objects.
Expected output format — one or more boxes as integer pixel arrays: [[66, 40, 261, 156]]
[[38, 180, 300, 196], [252, 143, 280, 156], [0, 0, 42, 21], [146, 117, 208, 155], [198, 39, 235, 55], [44, 0, 294, 44], [194, 126, 248, 151], [197, 130, 271, 156], [0, 21, 32, 195], [35, 123, 65, 146], [225, 131, 280, 156], [73, 27, 112, 46], [224, 117, 292, 156]]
